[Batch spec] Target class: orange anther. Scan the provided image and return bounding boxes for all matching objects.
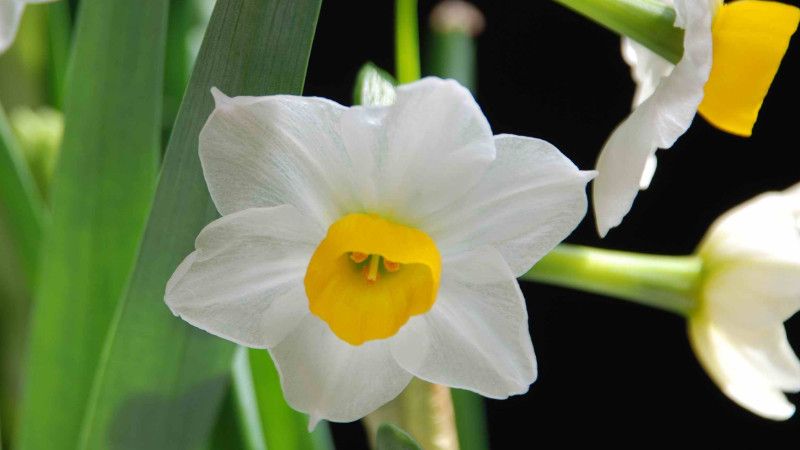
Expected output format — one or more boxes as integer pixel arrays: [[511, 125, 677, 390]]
[[383, 259, 400, 272], [350, 252, 369, 263]]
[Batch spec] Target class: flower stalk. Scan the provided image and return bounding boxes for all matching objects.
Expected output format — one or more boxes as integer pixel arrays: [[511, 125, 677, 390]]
[[521, 243, 702, 316], [395, 0, 421, 83], [552, 0, 684, 63], [364, 379, 459, 450]]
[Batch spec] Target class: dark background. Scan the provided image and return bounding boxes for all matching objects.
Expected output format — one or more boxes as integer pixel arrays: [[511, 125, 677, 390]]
[[304, 0, 800, 447]]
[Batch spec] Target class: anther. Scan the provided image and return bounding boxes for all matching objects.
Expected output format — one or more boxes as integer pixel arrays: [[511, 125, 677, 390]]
[[350, 252, 368, 263], [383, 259, 400, 272]]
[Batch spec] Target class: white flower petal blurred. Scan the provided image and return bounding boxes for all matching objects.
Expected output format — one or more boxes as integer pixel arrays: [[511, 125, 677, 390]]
[[691, 183, 800, 419]]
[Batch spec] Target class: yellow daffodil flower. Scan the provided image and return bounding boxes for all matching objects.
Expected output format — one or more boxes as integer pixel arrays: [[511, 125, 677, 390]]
[[165, 78, 595, 426]]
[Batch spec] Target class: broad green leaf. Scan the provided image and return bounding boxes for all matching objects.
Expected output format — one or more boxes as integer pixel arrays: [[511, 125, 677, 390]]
[[376, 423, 422, 450], [17, 0, 168, 448], [248, 349, 334, 450], [0, 105, 42, 285], [76, 1, 322, 448], [353, 62, 397, 106], [552, 0, 683, 64]]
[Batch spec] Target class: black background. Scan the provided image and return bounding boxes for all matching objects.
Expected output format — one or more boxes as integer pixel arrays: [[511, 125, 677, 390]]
[[304, 0, 800, 447]]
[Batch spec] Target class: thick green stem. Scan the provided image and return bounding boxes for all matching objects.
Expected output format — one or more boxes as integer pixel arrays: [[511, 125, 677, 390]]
[[552, 0, 684, 64], [521, 244, 702, 316], [395, 0, 421, 83], [364, 378, 459, 450]]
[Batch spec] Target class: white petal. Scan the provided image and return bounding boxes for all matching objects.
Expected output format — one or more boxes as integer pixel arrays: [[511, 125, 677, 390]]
[[390, 246, 537, 398], [0, 0, 25, 54], [165, 205, 324, 348], [621, 38, 675, 108], [700, 187, 800, 267], [377, 77, 496, 221], [638, 154, 657, 190], [593, 0, 714, 237], [269, 315, 413, 427], [689, 316, 797, 420], [420, 135, 594, 276], [704, 263, 800, 327], [199, 89, 360, 227]]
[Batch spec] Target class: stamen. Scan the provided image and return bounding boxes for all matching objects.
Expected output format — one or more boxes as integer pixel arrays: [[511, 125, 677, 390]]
[[365, 254, 381, 284], [362, 266, 380, 285], [383, 258, 400, 272], [350, 252, 368, 263]]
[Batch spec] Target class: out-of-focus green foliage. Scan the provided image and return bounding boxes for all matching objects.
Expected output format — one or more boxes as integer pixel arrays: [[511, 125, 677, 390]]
[[75, 1, 323, 448], [376, 423, 422, 450], [18, 0, 168, 448], [248, 349, 334, 450]]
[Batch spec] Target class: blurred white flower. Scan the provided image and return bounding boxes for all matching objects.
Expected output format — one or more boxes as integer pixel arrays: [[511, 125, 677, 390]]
[[691, 183, 800, 419], [593, 0, 799, 237], [0, 0, 60, 54], [165, 78, 595, 426]]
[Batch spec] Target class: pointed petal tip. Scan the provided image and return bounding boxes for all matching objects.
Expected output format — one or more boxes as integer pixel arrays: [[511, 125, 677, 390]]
[[307, 412, 322, 432], [210, 87, 231, 108]]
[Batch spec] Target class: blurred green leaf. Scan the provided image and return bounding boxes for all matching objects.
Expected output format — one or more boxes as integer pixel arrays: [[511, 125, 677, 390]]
[[353, 62, 397, 106], [552, 0, 683, 64], [17, 0, 168, 448], [248, 349, 334, 450], [45, 1, 72, 108], [75, 1, 322, 448], [376, 423, 422, 450], [0, 105, 43, 285]]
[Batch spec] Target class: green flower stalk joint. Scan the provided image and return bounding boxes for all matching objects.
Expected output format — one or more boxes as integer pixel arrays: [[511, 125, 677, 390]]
[[524, 182, 800, 419]]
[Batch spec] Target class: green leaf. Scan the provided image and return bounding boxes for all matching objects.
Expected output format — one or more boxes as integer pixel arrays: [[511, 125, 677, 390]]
[[450, 390, 489, 450], [18, 0, 168, 448], [248, 349, 334, 450], [45, 1, 72, 109], [75, 1, 322, 448], [376, 423, 422, 450], [0, 104, 43, 286], [353, 62, 397, 106], [552, 0, 683, 64]]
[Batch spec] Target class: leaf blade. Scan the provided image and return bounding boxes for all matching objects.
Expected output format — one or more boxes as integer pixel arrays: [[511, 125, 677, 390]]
[[18, 0, 168, 447], [77, 1, 323, 448]]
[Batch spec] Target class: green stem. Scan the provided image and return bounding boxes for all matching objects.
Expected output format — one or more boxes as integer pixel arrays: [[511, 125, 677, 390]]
[[395, 0, 421, 84], [521, 244, 702, 316], [552, 0, 684, 64], [364, 379, 458, 450]]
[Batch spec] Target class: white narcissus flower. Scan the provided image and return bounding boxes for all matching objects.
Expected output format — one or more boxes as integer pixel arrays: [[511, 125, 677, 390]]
[[593, 0, 799, 237], [165, 78, 595, 426], [691, 183, 800, 419], [0, 0, 60, 54]]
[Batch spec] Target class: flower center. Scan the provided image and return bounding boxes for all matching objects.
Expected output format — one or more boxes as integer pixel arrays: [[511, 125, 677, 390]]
[[304, 213, 441, 345]]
